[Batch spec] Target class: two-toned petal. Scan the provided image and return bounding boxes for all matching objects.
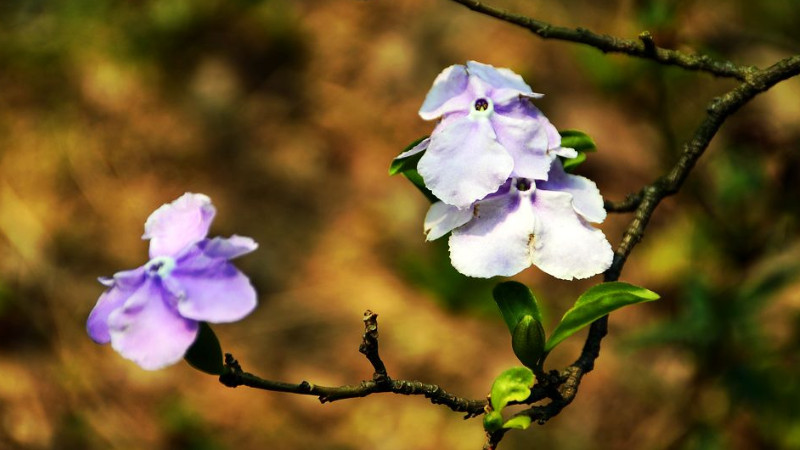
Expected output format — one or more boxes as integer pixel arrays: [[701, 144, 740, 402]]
[[144, 193, 216, 258], [107, 278, 199, 370], [465, 61, 542, 104], [87, 268, 146, 344], [492, 100, 552, 180], [529, 190, 613, 280], [419, 65, 472, 120], [539, 160, 606, 223], [448, 191, 535, 278], [419, 116, 514, 208]]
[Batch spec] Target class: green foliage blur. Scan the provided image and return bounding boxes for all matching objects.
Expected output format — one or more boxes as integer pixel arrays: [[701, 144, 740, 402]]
[[0, 0, 799, 449]]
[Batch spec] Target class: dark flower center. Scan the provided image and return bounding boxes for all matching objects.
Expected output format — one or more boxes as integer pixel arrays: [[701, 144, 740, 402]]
[[516, 178, 532, 191], [474, 98, 490, 111]]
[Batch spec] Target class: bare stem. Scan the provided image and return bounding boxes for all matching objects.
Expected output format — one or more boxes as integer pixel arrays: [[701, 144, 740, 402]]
[[448, 0, 756, 80]]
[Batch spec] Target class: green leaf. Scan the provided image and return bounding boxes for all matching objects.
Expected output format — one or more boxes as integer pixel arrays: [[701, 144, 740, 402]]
[[511, 315, 546, 369], [559, 129, 597, 153], [184, 322, 224, 375], [502, 415, 532, 430], [483, 411, 504, 433], [489, 366, 535, 411], [389, 136, 428, 175], [562, 152, 587, 172], [545, 282, 660, 352], [493, 282, 543, 333]]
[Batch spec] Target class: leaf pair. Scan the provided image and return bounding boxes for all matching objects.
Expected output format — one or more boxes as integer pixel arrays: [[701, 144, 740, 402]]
[[493, 281, 659, 368]]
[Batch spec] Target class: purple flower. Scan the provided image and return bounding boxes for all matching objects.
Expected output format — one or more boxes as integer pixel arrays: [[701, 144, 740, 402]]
[[423, 160, 613, 279], [87, 193, 258, 370], [413, 61, 577, 209]]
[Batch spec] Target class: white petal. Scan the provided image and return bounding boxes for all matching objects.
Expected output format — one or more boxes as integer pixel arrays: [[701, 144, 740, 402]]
[[424, 201, 474, 241], [530, 190, 613, 280], [394, 137, 429, 160], [448, 192, 535, 278]]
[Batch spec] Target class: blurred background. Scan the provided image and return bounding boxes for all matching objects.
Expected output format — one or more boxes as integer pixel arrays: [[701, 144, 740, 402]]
[[1, 0, 799, 448]]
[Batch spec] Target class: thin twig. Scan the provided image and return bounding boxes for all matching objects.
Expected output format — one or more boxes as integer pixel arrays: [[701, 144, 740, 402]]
[[219, 312, 487, 418], [448, 0, 756, 80]]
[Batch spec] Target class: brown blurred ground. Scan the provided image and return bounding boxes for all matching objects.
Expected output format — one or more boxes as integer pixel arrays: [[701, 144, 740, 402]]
[[1, 0, 800, 449]]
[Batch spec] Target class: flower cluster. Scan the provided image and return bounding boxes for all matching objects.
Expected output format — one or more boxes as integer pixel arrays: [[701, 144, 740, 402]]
[[87, 193, 258, 370], [402, 61, 613, 279]]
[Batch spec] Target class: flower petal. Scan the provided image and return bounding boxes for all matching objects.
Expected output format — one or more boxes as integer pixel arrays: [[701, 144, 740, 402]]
[[492, 100, 552, 180], [530, 190, 613, 280], [202, 235, 259, 260], [448, 192, 535, 278], [419, 65, 472, 120], [424, 201, 474, 241], [539, 160, 606, 223], [144, 193, 216, 258], [419, 115, 514, 208], [87, 268, 146, 344], [393, 137, 429, 160], [173, 262, 257, 323], [108, 277, 199, 370], [466, 61, 542, 104]]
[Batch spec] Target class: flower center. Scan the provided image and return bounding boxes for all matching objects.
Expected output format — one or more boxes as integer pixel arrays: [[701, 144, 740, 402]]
[[145, 255, 176, 278], [469, 97, 494, 119], [515, 178, 532, 192]]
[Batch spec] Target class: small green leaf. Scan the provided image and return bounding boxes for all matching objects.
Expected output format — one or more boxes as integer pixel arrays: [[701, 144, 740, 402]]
[[562, 152, 587, 172], [545, 282, 660, 352], [559, 129, 597, 153], [184, 322, 224, 375], [389, 136, 428, 175], [490, 366, 535, 411], [483, 411, 504, 433], [502, 415, 532, 430], [511, 315, 546, 369], [493, 282, 543, 333]]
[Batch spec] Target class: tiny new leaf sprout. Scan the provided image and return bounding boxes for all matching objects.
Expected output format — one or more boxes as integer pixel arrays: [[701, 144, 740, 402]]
[[493, 282, 546, 370], [559, 129, 596, 173], [389, 136, 437, 202], [545, 282, 660, 353], [484, 366, 536, 433], [184, 322, 225, 375]]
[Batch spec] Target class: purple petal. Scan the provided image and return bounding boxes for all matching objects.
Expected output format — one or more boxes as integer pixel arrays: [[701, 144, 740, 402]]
[[87, 268, 146, 344], [492, 100, 552, 180], [424, 201, 474, 241], [466, 61, 542, 104], [419, 65, 472, 120], [448, 191, 535, 278], [419, 115, 514, 209], [144, 193, 216, 259], [108, 277, 199, 370], [530, 190, 613, 280], [173, 262, 257, 323], [393, 137, 429, 160], [202, 235, 259, 260], [539, 160, 606, 223]]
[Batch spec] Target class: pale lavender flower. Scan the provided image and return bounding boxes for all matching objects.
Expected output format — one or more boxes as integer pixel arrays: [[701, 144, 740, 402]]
[[412, 61, 577, 208], [424, 160, 613, 279], [87, 193, 258, 370]]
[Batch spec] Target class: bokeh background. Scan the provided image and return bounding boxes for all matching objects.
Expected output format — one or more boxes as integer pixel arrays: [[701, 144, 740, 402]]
[[1, 0, 799, 448]]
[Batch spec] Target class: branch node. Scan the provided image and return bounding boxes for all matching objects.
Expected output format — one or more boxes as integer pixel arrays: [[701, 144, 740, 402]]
[[359, 310, 391, 384], [638, 30, 656, 54]]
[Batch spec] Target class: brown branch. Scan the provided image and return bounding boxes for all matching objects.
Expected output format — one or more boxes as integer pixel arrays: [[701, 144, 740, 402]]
[[448, 0, 756, 80], [219, 311, 487, 418], [484, 55, 800, 448]]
